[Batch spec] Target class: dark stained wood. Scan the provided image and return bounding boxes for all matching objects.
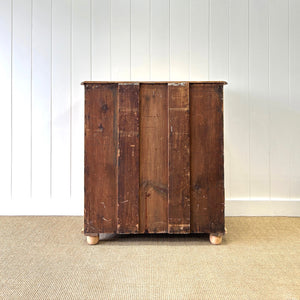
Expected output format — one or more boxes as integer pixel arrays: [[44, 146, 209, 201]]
[[168, 83, 190, 233], [84, 83, 118, 234], [84, 81, 226, 237], [139, 83, 169, 233], [190, 83, 225, 234], [117, 83, 140, 233], [82, 81, 228, 85]]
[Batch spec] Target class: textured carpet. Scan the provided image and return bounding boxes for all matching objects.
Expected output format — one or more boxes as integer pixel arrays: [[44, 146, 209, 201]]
[[0, 217, 299, 299]]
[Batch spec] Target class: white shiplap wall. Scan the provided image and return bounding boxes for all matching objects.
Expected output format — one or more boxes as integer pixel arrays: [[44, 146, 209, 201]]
[[0, 0, 299, 216]]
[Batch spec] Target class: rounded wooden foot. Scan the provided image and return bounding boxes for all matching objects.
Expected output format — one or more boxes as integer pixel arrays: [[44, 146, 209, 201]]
[[209, 233, 223, 245], [87, 235, 99, 245]]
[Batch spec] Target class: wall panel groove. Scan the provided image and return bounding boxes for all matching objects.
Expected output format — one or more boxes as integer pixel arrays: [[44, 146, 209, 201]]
[[11, 0, 32, 200], [32, 0, 52, 198], [52, 0, 71, 202], [71, 0, 91, 208], [0, 0, 12, 198]]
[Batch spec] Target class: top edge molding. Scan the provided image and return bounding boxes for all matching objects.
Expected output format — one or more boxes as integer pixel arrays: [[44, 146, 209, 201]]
[[118, 83, 140, 85], [81, 81, 228, 85]]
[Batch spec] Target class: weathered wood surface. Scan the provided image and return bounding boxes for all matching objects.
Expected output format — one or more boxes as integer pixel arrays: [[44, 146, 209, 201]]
[[117, 83, 140, 233], [82, 81, 227, 85], [84, 83, 118, 234], [84, 82, 225, 235], [168, 83, 190, 233], [139, 84, 169, 233], [190, 84, 225, 233]]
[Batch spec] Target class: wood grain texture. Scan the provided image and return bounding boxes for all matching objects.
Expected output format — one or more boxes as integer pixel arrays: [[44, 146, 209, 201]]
[[190, 84, 225, 233], [168, 83, 190, 233], [139, 83, 168, 233], [84, 84, 118, 234], [117, 83, 140, 233], [84, 82, 226, 235], [82, 81, 227, 85]]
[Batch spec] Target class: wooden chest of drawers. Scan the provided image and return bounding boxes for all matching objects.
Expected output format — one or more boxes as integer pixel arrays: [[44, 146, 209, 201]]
[[82, 81, 227, 245]]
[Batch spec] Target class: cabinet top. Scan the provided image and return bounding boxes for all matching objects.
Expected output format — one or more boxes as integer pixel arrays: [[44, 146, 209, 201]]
[[81, 81, 227, 85]]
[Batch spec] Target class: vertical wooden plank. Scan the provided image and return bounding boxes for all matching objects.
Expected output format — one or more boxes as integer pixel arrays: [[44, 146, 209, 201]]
[[290, 0, 300, 199], [170, 0, 189, 80], [91, 0, 110, 80], [84, 84, 118, 234], [139, 84, 168, 233], [52, 0, 71, 200], [151, 0, 169, 80], [31, 0, 51, 197], [11, 0, 32, 199], [0, 0, 12, 199], [117, 83, 139, 233], [190, 0, 209, 80], [111, 0, 130, 80], [190, 84, 224, 233], [228, 0, 249, 200], [249, 0, 269, 199], [269, 0, 290, 199], [131, 0, 150, 80], [72, 0, 90, 209], [168, 83, 190, 233]]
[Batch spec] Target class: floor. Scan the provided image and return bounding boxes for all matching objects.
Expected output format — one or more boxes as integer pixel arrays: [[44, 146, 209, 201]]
[[0, 217, 299, 299]]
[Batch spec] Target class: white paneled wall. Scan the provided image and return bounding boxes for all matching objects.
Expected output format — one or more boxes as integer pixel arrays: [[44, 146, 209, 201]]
[[52, 0, 71, 200], [249, 0, 269, 200], [0, 0, 299, 215]]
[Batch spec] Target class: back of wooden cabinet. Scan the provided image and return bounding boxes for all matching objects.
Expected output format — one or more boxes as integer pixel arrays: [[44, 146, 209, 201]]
[[84, 82, 225, 235]]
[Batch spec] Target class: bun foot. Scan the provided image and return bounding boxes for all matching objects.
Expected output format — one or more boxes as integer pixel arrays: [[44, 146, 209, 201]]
[[209, 233, 223, 245], [87, 235, 99, 245]]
